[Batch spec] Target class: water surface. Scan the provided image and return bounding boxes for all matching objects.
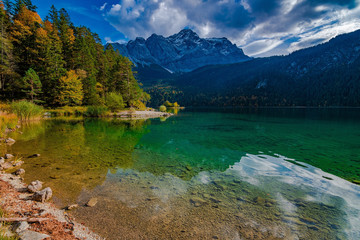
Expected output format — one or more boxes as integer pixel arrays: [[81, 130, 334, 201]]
[[2, 108, 360, 239]]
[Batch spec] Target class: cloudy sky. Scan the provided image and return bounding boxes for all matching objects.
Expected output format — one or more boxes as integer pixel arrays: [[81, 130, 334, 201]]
[[34, 0, 360, 57]]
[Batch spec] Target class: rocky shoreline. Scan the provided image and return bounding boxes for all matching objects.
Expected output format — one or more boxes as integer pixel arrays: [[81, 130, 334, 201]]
[[112, 110, 173, 119], [0, 137, 103, 240], [0, 172, 102, 240]]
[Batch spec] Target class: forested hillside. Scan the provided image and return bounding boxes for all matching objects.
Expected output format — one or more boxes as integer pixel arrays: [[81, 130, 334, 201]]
[[0, 0, 149, 108], [145, 29, 360, 107]]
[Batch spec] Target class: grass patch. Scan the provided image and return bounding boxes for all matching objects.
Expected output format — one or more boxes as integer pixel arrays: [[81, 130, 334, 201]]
[[47, 106, 87, 117], [0, 208, 18, 240], [0, 114, 18, 138], [10, 101, 43, 121]]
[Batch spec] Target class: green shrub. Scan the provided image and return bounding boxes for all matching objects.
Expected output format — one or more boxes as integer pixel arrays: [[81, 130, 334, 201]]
[[133, 100, 147, 111], [105, 92, 124, 112], [85, 106, 108, 117], [164, 101, 173, 107], [159, 105, 167, 112], [10, 100, 43, 121]]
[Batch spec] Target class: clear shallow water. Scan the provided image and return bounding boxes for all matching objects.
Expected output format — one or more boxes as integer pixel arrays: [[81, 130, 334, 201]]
[[1, 108, 360, 239]]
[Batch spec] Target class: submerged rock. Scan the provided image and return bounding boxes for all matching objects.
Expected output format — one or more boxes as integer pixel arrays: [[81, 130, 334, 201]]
[[190, 197, 207, 207], [0, 157, 4, 164], [12, 160, 24, 167], [13, 168, 25, 175], [33, 187, 53, 202], [5, 138, 16, 144], [27, 180, 43, 193], [86, 198, 98, 207], [0, 162, 13, 170], [28, 154, 41, 158], [5, 154, 14, 159], [66, 204, 79, 210]]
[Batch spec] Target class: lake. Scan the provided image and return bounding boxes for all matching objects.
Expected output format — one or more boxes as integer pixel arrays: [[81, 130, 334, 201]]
[[2, 108, 360, 239]]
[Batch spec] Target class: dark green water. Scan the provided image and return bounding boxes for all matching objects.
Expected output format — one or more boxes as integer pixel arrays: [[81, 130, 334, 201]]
[[2, 108, 360, 240]]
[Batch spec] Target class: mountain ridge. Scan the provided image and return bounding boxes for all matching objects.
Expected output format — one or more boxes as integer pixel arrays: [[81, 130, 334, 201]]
[[143, 29, 360, 107], [108, 29, 251, 72]]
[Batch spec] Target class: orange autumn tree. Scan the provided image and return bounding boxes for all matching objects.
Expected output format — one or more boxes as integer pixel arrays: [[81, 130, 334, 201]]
[[9, 5, 42, 74]]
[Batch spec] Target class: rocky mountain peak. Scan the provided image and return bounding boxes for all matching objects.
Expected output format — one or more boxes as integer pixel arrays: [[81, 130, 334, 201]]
[[110, 29, 251, 72]]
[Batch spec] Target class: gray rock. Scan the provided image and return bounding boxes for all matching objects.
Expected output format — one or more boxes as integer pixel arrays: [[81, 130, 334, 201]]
[[14, 168, 25, 175], [14, 221, 29, 233], [28, 154, 41, 158], [0, 162, 13, 170], [0, 157, 5, 164], [18, 230, 50, 240], [86, 198, 98, 207], [5, 138, 16, 143], [27, 180, 43, 193], [32, 187, 52, 202], [12, 160, 24, 167], [5, 154, 14, 159], [66, 204, 79, 210]]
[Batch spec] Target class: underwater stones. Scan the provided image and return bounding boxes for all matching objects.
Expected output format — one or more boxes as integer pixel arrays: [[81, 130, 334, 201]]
[[307, 225, 320, 231], [27, 180, 43, 193], [28, 154, 41, 158], [5, 154, 14, 159], [12, 160, 24, 167], [14, 168, 25, 175], [0, 157, 4, 164], [1, 162, 13, 170], [209, 197, 221, 203], [282, 216, 307, 226], [253, 196, 266, 205], [86, 198, 98, 207], [299, 216, 317, 225], [5, 138, 15, 144], [190, 197, 207, 207], [66, 204, 79, 210], [33, 187, 53, 203]]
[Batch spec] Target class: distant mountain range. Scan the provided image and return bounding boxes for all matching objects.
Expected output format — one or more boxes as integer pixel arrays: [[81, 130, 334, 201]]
[[108, 29, 251, 72], [109, 29, 360, 107]]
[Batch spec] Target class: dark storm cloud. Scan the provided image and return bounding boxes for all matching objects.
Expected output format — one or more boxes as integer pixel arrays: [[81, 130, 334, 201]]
[[102, 0, 360, 56]]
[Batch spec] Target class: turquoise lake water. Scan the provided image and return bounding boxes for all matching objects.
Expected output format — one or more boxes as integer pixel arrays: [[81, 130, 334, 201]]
[[2, 108, 360, 239]]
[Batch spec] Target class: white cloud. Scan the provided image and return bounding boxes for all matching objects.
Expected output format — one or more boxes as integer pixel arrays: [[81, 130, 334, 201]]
[[100, 2, 108, 11], [109, 4, 122, 15], [102, 0, 360, 57]]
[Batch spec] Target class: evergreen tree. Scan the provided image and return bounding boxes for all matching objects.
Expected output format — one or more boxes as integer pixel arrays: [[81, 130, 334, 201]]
[[73, 27, 99, 105], [14, 0, 36, 14], [35, 20, 66, 105], [0, 2, 17, 91], [58, 8, 74, 68], [22, 67, 41, 102]]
